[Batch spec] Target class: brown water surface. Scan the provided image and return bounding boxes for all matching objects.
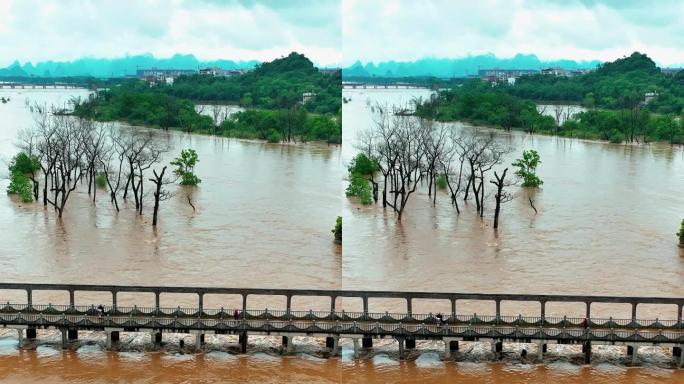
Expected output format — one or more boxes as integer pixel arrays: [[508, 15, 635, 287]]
[[343, 89, 684, 317], [0, 89, 342, 299]]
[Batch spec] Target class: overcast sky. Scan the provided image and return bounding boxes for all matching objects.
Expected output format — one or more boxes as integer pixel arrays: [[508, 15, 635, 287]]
[[0, 0, 341, 67], [343, 0, 684, 66]]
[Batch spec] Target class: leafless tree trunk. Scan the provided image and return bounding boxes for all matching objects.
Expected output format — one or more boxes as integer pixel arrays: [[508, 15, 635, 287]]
[[490, 168, 514, 229], [149, 166, 174, 226]]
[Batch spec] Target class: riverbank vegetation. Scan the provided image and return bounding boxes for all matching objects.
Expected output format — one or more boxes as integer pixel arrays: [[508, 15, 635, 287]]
[[508, 53, 684, 114], [417, 53, 684, 145], [72, 53, 341, 144], [169, 52, 340, 115]]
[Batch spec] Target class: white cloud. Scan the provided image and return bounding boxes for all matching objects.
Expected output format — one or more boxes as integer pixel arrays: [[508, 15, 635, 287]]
[[0, 0, 341, 66], [342, 0, 684, 66]]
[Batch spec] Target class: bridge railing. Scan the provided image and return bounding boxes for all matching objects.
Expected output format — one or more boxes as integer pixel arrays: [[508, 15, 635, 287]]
[[2, 282, 683, 329]]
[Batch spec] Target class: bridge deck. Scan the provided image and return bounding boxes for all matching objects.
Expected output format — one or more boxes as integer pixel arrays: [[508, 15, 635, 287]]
[[2, 303, 684, 344], [2, 283, 684, 364]]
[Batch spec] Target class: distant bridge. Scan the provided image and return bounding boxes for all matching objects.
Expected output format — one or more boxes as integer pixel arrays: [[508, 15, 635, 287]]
[[0, 82, 88, 89], [1, 283, 683, 365]]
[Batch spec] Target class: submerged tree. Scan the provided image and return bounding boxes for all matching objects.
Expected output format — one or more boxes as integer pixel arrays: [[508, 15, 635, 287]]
[[331, 216, 342, 243], [149, 166, 175, 226], [171, 149, 201, 186], [6, 152, 40, 202], [490, 168, 514, 229], [346, 153, 379, 204], [512, 149, 543, 187]]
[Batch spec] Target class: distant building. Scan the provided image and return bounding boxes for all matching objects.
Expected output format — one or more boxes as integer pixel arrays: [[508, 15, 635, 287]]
[[541, 67, 593, 77], [136, 68, 197, 84], [199, 67, 246, 77], [302, 92, 317, 104], [644, 92, 658, 104], [541, 67, 567, 76], [478, 69, 538, 84]]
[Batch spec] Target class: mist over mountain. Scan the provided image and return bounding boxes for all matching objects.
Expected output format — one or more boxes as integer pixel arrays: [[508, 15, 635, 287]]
[[0, 53, 261, 78], [343, 53, 603, 78]]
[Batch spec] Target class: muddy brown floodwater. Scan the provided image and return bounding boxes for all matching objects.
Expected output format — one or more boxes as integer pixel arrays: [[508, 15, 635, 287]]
[[343, 89, 684, 311], [0, 89, 342, 296]]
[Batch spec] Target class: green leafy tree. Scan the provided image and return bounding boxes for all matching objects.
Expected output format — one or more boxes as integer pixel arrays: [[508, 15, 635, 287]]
[[346, 173, 373, 204], [7, 171, 33, 202], [512, 150, 543, 187], [331, 216, 342, 243], [6, 152, 40, 202], [435, 174, 448, 189], [346, 153, 379, 204], [348, 153, 379, 176], [171, 149, 201, 186], [10, 152, 40, 174]]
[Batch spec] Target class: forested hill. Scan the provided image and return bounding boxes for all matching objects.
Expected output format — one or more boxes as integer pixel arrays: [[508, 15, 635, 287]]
[[509, 52, 684, 114], [167, 52, 341, 115]]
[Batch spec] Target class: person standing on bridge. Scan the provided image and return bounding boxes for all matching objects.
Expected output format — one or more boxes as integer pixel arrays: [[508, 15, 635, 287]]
[[581, 317, 588, 329], [234, 309, 240, 320]]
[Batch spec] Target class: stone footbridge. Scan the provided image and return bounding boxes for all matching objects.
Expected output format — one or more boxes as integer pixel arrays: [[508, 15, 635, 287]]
[[1, 283, 683, 365]]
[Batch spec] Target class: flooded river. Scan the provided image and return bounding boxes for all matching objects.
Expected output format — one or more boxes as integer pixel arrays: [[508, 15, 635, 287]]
[[343, 89, 684, 308], [2, 88, 684, 382], [0, 89, 342, 296]]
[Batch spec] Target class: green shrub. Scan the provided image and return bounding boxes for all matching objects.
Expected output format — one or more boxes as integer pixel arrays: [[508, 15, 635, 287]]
[[9, 152, 40, 174], [346, 173, 373, 205], [678, 219, 684, 244], [435, 174, 448, 189], [171, 149, 201, 186], [7, 170, 33, 203], [332, 216, 342, 243], [348, 153, 379, 176], [95, 172, 107, 188], [608, 130, 623, 144], [266, 129, 282, 143], [512, 150, 543, 187]]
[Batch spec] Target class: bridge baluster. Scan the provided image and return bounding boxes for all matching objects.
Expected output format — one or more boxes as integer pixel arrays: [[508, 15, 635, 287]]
[[585, 301, 591, 319]]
